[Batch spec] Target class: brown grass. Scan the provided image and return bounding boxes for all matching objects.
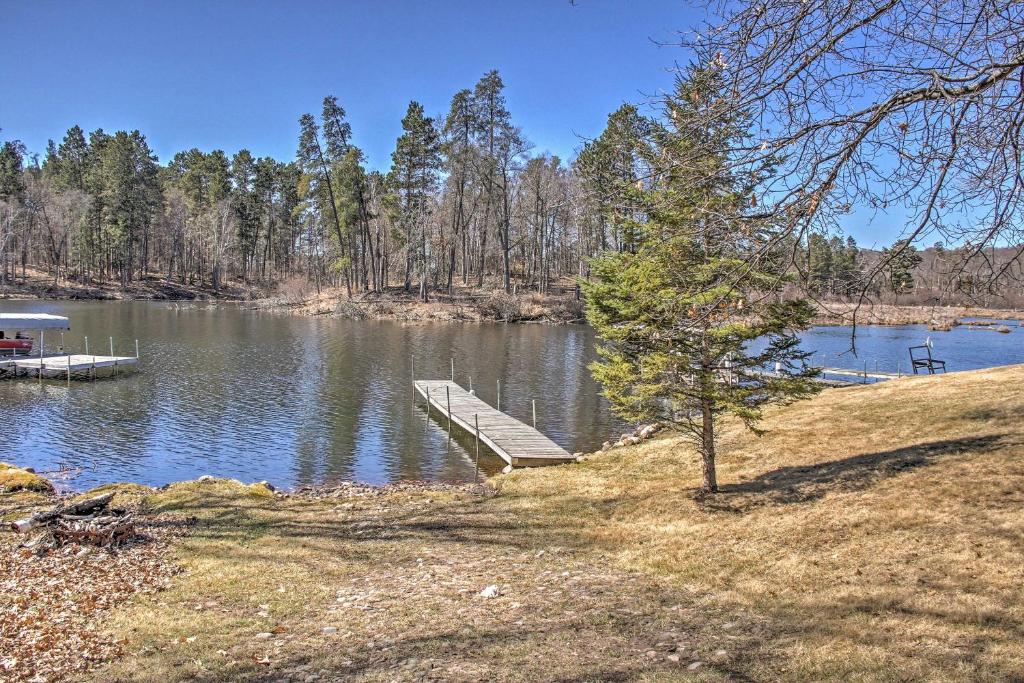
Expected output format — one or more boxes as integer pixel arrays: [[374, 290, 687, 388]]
[[814, 301, 1024, 326], [501, 364, 1024, 680], [5, 366, 1023, 681], [0, 463, 55, 494]]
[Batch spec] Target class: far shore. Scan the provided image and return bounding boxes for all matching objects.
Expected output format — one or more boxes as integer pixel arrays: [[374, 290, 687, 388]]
[[3, 269, 1022, 328]]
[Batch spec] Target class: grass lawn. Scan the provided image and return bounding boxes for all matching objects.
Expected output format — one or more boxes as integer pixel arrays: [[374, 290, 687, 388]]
[[3, 365, 1023, 681]]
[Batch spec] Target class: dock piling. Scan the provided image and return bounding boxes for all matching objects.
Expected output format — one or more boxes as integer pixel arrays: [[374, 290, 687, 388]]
[[532, 399, 537, 429], [446, 385, 452, 433], [451, 357, 455, 381], [474, 413, 480, 483], [497, 379, 501, 411]]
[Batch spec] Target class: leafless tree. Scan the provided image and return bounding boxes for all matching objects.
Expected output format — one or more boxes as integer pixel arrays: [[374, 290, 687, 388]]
[[684, 0, 1024, 299]]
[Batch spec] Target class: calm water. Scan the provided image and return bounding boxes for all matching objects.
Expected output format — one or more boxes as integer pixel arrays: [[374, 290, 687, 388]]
[[0, 301, 619, 490], [797, 321, 1024, 376], [2, 301, 1021, 490]]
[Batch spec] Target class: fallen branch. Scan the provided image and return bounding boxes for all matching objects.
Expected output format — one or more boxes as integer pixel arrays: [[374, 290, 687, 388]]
[[10, 492, 115, 533]]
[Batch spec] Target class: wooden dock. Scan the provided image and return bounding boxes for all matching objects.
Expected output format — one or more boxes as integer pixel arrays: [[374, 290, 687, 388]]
[[818, 367, 901, 381], [414, 380, 575, 468], [6, 354, 138, 379]]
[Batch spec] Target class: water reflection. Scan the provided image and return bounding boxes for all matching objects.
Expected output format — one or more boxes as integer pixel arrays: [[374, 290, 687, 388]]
[[0, 301, 623, 490]]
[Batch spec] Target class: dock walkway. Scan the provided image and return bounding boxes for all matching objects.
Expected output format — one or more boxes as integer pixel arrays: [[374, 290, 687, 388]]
[[5, 354, 138, 379], [414, 380, 574, 468]]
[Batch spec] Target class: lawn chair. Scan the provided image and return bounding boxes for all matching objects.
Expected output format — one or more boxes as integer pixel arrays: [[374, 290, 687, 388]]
[[909, 344, 946, 374]]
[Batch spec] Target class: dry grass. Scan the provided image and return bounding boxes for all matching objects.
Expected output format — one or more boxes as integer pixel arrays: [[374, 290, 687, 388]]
[[262, 286, 584, 325], [814, 301, 1024, 326], [5, 367, 1023, 681], [501, 364, 1024, 680], [0, 463, 55, 494]]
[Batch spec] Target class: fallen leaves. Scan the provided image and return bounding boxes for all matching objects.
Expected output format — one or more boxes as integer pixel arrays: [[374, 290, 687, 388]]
[[0, 513, 189, 682]]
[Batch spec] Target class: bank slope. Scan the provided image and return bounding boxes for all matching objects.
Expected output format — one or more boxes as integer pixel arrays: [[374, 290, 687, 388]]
[[501, 363, 1024, 679]]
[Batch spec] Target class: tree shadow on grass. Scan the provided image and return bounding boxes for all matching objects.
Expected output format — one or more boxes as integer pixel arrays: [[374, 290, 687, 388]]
[[701, 434, 1008, 513]]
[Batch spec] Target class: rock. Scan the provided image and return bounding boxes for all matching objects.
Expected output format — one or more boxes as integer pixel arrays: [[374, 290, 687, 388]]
[[714, 649, 727, 658], [667, 654, 681, 663], [575, 455, 587, 463], [624, 436, 640, 446], [322, 626, 338, 635], [638, 424, 657, 439], [614, 440, 626, 448], [572, 452, 583, 458], [601, 441, 613, 452], [198, 475, 215, 482], [688, 661, 703, 670], [645, 650, 659, 659], [479, 584, 501, 599], [501, 465, 514, 474], [254, 632, 273, 640], [255, 480, 275, 491]]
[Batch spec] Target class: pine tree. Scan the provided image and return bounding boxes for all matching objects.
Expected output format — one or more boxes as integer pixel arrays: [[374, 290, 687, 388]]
[[390, 101, 441, 300], [883, 239, 922, 298], [582, 65, 819, 493]]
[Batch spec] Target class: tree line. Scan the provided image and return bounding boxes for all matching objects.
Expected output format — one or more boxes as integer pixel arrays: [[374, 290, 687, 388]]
[[0, 71, 610, 299]]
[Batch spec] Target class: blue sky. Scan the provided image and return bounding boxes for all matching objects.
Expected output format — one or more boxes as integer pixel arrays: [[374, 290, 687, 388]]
[[1, 0, 907, 245], [1, 1, 691, 168]]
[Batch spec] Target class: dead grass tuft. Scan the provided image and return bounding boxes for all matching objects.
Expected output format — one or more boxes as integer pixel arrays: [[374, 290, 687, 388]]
[[0, 463, 55, 494]]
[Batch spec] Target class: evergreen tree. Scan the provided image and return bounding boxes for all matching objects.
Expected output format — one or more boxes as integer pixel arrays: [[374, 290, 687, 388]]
[[883, 239, 922, 298], [582, 65, 819, 493], [0, 140, 26, 201], [390, 100, 441, 300], [575, 104, 650, 253]]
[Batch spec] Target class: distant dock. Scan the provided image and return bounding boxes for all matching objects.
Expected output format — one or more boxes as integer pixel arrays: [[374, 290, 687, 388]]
[[3, 354, 139, 381], [414, 380, 575, 468]]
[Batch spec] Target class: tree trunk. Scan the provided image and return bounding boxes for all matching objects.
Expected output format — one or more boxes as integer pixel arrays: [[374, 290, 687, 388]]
[[700, 399, 718, 493]]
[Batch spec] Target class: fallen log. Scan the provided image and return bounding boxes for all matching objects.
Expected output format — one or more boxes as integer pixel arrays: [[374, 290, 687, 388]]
[[10, 492, 115, 533]]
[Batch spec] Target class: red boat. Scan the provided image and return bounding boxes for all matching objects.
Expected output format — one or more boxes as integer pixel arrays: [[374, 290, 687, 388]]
[[0, 313, 71, 356], [0, 332, 33, 355]]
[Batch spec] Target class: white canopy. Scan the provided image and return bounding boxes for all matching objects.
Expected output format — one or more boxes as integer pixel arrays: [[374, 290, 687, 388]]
[[0, 313, 71, 331]]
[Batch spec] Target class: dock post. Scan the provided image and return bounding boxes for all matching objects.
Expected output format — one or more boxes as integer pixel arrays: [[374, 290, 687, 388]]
[[497, 379, 501, 411], [411, 355, 416, 404], [67, 354, 71, 387], [84, 336, 89, 355], [135, 339, 139, 359], [532, 399, 537, 429], [897, 360, 901, 378], [39, 330, 43, 383], [446, 385, 452, 434], [426, 386, 431, 423], [111, 337, 117, 377], [451, 357, 455, 381], [863, 360, 868, 384], [474, 413, 481, 483]]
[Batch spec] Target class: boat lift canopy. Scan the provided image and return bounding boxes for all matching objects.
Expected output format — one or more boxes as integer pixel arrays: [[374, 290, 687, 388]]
[[0, 313, 71, 331]]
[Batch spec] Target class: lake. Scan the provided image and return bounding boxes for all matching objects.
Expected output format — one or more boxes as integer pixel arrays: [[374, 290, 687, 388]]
[[1, 300, 1021, 490]]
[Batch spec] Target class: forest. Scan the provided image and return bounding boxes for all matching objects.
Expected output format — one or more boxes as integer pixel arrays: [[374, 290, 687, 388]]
[[2, 68, 1022, 307]]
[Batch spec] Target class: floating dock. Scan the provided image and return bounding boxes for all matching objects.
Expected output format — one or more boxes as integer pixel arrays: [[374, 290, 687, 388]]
[[10, 354, 138, 379], [414, 380, 574, 468]]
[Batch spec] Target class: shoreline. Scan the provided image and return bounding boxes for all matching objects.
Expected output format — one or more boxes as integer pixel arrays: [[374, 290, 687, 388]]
[[4, 273, 1022, 329], [3, 366, 1024, 681]]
